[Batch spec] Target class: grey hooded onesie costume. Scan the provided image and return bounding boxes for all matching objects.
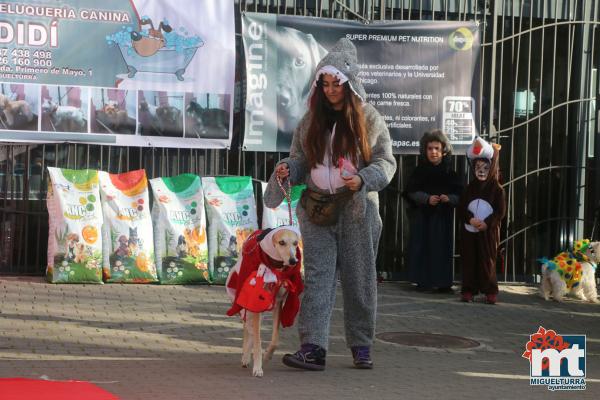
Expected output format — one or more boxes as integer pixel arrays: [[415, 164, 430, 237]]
[[264, 38, 396, 350]]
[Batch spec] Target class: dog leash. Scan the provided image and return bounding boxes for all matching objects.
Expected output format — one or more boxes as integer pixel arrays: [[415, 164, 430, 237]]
[[276, 176, 293, 226]]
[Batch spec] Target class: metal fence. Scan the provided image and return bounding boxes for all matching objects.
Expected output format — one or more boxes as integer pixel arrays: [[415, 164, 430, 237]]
[[1, 0, 599, 283]]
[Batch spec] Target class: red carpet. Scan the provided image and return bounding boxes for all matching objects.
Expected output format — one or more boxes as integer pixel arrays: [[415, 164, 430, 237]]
[[0, 378, 119, 400]]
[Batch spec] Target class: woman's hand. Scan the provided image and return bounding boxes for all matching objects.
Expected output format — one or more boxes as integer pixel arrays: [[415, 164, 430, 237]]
[[342, 174, 363, 191], [428, 195, 440, 206], [440, 194, 450, 203], [275, 163, 290, 180]]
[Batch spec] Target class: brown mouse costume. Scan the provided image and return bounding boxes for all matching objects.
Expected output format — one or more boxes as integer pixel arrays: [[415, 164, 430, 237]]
[[458, 137, 506, 304]]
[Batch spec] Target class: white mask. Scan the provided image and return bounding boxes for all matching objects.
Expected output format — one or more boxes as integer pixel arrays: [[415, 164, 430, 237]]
[[474, 160, 490, 181]]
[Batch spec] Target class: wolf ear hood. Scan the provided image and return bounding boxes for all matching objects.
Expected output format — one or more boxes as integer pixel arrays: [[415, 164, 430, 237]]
[[308, 37, 367, 104]]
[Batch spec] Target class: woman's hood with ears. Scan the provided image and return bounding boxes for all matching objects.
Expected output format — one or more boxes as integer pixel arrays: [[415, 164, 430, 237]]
[[308, 38, 367, 104]]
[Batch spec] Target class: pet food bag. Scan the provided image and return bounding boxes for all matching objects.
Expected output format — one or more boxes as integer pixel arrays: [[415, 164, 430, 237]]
[[99, 169, 157, 283], [150, 174, 210, 284], [46, 168, 103, 284], [261, 183, 305, 229], [203, 176, 258, 285]]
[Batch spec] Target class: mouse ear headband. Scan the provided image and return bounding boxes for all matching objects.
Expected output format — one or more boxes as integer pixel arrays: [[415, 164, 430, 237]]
[[466, 136, 494, 161]]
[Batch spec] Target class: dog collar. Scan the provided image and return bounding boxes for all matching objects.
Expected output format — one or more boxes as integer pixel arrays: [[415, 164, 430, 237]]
[[265, 255, 285, 269]]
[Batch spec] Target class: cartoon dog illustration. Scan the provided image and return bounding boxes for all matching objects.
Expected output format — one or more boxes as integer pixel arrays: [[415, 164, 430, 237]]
[[236, 228, 254, 252], [130, 17, 172, 57], [128, 227, 142, 256], [176, 234, 188, 258], [64, 233, 80, 262], [115, 235, 130, 258], [183, 228, 201, 258], [74, 242, 87, 264], [228, 235, 238, 258]]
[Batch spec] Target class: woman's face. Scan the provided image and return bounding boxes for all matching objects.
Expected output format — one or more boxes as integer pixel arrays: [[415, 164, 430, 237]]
[[321, 73, 345, 110], [474, 159, 490, 181], [426, 141, 443, 165]]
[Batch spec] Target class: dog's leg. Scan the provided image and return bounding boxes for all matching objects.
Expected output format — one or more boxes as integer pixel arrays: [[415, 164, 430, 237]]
[[582, 268, 599, 303], [264, 301, 281, 362], [241, 317, 253, 368], [251, 312, 263, 377], [572, 285, 586, 301], [540, 272, 551, 301], [552, 279, 567, 302]]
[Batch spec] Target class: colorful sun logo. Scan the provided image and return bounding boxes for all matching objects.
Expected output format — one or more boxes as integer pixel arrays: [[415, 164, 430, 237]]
[[522, 326, 570, 371], [449, 27, 474, 51]]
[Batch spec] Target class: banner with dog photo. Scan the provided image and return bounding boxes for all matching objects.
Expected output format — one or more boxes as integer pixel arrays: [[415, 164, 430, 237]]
[[242, 13, 480, 154], [0, 0, 235, 149]]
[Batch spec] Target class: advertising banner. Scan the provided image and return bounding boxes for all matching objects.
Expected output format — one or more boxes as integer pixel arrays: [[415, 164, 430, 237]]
[[0, 0, 235, 148], [242, 13, 480, 154]]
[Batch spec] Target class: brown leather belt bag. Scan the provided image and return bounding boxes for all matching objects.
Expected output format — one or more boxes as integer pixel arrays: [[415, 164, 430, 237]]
[[300, 188, 353, 226]]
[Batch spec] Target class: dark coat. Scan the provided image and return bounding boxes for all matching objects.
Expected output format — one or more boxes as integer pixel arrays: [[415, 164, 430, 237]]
[[403, 156, 463, 289]]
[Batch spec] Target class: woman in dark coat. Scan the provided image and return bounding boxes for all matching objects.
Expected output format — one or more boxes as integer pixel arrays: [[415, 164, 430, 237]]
[[404, 130, 463, 292]]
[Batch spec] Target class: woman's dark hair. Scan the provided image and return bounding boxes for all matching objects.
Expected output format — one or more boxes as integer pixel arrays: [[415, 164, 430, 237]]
[[419, 129, 453, 158], [304, 76, 371, 169]]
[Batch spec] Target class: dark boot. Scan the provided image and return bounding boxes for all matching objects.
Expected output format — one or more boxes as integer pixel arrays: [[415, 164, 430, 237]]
[[351, 346, 373, 369], [282, 343, 326, 371], [485, 293, 497, 304]]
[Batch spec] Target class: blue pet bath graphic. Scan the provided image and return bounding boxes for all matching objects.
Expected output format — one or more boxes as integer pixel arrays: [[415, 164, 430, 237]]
[[107, 17, 204, 81]]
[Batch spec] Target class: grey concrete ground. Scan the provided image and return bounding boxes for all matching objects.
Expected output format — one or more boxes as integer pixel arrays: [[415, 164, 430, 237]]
[[0, 277, 598, 400]]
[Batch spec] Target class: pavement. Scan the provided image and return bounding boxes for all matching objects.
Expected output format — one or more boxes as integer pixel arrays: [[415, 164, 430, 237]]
[[0, 277, 599, 400]]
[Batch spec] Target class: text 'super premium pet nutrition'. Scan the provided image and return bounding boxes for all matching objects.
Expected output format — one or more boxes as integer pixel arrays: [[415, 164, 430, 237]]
[[46, 168, 103, 283], [203, 176, 258, 285], [150, 174, 210, 284], [99, 170, 157, 283]]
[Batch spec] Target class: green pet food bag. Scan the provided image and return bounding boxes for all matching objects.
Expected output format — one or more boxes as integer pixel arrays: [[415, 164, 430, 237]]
[[150, 174, 210, 284], [203, 176, 258, 285], [46, 168, 103, 284], [99, 170, 157, 283], [261, 182, 305, 229]]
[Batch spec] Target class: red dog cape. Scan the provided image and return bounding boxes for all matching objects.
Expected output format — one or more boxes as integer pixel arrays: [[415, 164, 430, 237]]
[[226, 227, 303, 327]]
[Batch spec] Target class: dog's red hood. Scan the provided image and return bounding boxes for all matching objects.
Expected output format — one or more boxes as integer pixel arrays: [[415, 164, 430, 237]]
[[226, 229, 303, 327]]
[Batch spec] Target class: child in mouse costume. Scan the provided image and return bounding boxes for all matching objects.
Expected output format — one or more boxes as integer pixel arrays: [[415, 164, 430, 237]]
[[458, 137, 506, 304]]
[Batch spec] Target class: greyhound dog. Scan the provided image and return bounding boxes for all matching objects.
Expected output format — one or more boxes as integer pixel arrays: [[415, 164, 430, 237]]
[[226, 226, 303, 377]]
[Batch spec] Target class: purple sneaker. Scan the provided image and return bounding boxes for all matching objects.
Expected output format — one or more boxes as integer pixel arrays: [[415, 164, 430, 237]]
[[351, 346, 373, 369], [282, 343, 326, 371]]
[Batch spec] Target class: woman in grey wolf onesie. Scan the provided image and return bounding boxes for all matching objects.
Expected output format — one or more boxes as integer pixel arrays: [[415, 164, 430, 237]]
[[263, 38, 396, 370]]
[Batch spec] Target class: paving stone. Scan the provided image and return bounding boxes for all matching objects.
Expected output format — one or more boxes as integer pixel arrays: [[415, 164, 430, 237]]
[[0, 277, 598, 399]]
